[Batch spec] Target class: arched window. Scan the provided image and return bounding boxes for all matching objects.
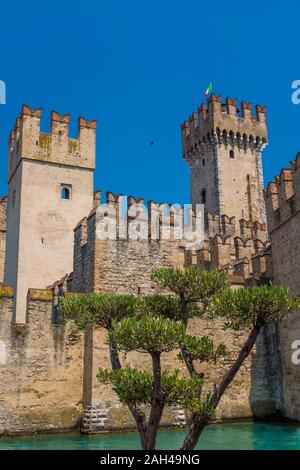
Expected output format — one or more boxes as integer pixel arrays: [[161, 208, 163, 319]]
[[229, 149, 235, 159], [201, 189, 206, 204], [202, 158, 205, 167], [61, 186, 71, 200]]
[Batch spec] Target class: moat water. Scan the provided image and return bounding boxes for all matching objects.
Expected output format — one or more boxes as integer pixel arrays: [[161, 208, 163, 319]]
[[0, 422, 299, 450]]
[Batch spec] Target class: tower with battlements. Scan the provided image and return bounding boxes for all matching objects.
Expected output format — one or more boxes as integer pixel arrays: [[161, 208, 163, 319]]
[[4, 105, 96, 322], [182, 95, 268, 224]]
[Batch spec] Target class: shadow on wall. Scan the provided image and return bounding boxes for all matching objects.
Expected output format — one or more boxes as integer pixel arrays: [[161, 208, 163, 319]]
[[249, 324, 283, 419]]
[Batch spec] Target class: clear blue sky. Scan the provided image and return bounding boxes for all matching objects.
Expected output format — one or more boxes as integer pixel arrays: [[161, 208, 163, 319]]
[[0, 0, 299, 204]]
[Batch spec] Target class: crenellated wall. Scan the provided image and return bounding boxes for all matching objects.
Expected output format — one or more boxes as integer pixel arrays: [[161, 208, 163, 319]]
[[265, 158, 300, 421], [69, 192, 270, 297], [8, 106, 96, 179], [72, 195, 185, 296]]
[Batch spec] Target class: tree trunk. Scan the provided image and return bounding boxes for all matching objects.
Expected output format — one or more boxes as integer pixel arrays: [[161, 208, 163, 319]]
[[129, 406, 147, 450], [211, 324, 261, 408], [109, 339, 147, 449], [181, 323, 261, 450], [180, 414, 208, 450], [179, 298, 204, 378], [144, 352, 164, 450], [109, 339, 121, 370]]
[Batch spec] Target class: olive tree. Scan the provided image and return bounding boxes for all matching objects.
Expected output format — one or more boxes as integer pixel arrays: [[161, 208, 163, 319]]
[[151, 270, 299, 450], [60, 268, 299, 450]]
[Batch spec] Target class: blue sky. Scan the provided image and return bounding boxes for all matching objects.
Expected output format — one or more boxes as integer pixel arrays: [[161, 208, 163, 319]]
[[0, 0, 299, 204]]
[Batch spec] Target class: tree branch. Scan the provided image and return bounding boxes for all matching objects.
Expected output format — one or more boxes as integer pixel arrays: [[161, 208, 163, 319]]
[[180, 322, 262, 450], [211, 323, 261, 408], [180, 347, 204, 379]]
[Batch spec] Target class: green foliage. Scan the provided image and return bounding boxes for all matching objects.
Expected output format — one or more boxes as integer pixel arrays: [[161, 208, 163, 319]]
[[141, 294, 201, 321], [141, 295, 181, 321], [180, 335, 227, 363], [98, 365, 153, 406], [211, 284, 300, 330], [59, 292, 139, 330], [108, 315, 185, 353], [188, 393, 215, 422], [151, 267, 229, 307], [98, 365, 209, 414]]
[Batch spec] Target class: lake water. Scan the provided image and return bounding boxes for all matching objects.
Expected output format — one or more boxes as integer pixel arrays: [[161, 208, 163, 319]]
[[0, 422, 299, 450]]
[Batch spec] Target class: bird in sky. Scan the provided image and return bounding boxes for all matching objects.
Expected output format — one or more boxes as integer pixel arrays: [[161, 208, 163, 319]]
[[150, 140, 155, 147]]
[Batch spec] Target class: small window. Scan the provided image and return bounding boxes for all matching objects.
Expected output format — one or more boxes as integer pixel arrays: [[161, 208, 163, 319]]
[[61, 185, 71, 200], [201, 189, 206, 204], [202, 158, 205, 167], [12, 190, 16, 206], [229, 150, 235, 159]]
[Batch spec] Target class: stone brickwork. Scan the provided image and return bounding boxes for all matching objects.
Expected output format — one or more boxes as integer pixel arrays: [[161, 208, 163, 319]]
[[182, 95, 267, 223], [0, 286, 84, 434], [5, 106, 96, 322], [72, 196, 184, 295], [70, 192, 270, 296], [0, 197, 7, 283], [0, 283, 280, 435], [265, 158, 300, 421]]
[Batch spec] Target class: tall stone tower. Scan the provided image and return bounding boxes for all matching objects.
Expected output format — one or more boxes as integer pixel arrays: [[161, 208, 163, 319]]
[[182, 95, 268, 223], [5, 105, 96, 322]]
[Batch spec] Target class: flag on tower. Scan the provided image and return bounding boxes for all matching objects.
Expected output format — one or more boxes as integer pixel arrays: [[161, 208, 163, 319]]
[[204, 82, 213, 98]]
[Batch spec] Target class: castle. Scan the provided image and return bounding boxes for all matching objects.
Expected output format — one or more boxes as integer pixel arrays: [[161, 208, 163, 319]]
[[0, 94, 299, 435]]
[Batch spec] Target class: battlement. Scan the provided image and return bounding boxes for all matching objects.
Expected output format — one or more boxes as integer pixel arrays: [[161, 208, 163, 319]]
[[205, 212, 267, 240], [265, 154, 300, 232], [69, 191, 270, 292], [76, 190, 268, 244], [182, 94, 268, 160], [8, 105, 96, 180]]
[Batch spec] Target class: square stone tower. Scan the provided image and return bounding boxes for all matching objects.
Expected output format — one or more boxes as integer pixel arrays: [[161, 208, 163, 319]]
[[5, 105, 96, 322], [182, 95, 268, 223]]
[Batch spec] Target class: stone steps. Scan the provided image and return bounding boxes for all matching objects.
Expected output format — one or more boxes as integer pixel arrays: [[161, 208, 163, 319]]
[[81, 405, 110, 433], [172, 405, 186, 426]]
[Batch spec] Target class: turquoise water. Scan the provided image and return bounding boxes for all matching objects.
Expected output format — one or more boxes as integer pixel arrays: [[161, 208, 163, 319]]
[[0, 422, 299, 450]]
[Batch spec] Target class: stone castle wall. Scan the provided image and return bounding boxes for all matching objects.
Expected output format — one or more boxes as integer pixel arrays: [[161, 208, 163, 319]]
[[0, 287, 84, 434], [0, 189, 280, 435], [69, 192, 271, 297], [265, 158, 300, 421], [0, 197, 6, 283], [0, 282, 279, 436]]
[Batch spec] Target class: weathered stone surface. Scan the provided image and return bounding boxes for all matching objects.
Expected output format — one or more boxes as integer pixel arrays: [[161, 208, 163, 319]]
[[0, 197, 7, 284], [265, 164, 300, 421], [5, 107, 96, 323], [0, 294, 84, 434]]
